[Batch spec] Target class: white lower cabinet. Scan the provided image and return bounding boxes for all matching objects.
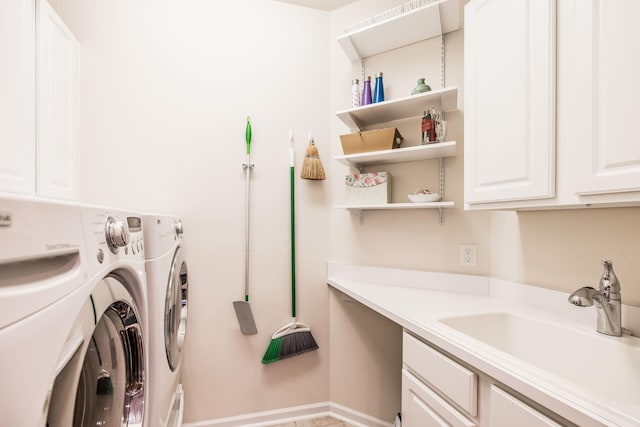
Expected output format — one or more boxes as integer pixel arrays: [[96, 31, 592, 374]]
[[489, 385, 561, 427], [401, 332, 573, 427], [402, 370, 476, 427]]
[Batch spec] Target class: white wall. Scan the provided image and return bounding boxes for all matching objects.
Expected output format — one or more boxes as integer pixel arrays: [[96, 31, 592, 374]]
[[50, 0, 332, 422], [48, 0, 640, 424]]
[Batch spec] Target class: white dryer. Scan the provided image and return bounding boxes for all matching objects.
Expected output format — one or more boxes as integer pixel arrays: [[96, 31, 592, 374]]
[[142, 214, 189, 427], [0, 194, 151, 426]]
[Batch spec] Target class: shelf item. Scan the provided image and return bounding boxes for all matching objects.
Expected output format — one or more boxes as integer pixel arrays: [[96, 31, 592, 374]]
[[407, 191, 441, 203], [336, 87, 457, 130], [337, 0, 461, 61], [340, 127, 403, 155], [335, 141, 456, 167], [337, 201, 454, 211]]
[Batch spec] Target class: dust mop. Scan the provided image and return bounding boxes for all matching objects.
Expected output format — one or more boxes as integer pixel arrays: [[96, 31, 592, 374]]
[[261, 131, 319, 364]]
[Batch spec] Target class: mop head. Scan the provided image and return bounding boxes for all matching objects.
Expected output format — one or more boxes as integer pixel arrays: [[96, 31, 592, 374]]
[[300, 138, 326, 181], [262, 322, 319, 364]]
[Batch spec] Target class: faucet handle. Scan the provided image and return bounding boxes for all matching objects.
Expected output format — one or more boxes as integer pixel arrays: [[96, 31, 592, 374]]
[[600, 260, 620, 296]]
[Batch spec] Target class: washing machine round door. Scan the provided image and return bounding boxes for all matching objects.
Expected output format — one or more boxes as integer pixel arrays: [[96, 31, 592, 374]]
[[165, 246, 188, 371], [47, 275, 146, 427]]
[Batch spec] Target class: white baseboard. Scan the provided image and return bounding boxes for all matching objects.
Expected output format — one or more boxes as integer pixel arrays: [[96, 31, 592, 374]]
[[329, 402, 394, 427], [183, 401, 394, 427]]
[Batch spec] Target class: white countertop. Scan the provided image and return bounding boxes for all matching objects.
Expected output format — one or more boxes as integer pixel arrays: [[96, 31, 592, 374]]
[[327, 263, 640, 427]]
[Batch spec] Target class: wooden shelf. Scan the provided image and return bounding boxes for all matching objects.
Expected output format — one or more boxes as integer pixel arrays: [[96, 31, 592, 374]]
[[337, 201, 455, 211], [337, 0, 460, 61], [335, 141, 456, 167], [336, 87, 457, 130]]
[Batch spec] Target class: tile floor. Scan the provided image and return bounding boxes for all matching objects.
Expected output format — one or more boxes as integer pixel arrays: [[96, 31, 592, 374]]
[[266, 415, 358, 427]]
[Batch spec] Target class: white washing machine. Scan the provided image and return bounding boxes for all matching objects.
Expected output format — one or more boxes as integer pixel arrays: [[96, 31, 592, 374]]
[[142, 214, 189, 427], [0, 194, 150, 426]]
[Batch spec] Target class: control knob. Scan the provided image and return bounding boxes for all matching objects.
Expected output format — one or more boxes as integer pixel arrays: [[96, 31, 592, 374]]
[[174, 220, 184, 237], [105, 216, 130, 253]]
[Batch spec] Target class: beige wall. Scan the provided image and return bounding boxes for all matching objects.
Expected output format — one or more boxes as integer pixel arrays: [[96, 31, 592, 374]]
[[491, 208, 640, 305]]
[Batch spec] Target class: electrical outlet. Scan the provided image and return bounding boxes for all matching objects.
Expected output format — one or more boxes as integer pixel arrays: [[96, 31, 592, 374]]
[[460, 245, 477, 267]]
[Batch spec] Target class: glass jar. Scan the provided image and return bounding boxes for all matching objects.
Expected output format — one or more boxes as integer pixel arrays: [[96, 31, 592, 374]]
[[411, 78, 431, 95]]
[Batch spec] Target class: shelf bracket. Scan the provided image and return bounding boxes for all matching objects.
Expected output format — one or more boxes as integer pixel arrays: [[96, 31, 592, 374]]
[[440, 33, 445, 89], [439, 157, 445, 225], [346, 208, 365, 225], [347, 114, 364, 132]]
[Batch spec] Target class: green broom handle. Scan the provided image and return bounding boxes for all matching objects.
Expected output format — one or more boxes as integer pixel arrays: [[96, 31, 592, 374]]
[[290, 164, 296, 318], [288, 133, 297, 319]]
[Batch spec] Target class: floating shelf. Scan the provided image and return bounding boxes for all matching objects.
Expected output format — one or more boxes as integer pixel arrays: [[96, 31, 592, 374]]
[[337, 201, 455, 211], [336, 87, 457, 130], [337, 0, 460, 61], [335, 141, 456, 168]]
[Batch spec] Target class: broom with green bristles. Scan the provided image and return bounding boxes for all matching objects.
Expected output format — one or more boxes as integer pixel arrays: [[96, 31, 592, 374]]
[[262, 131, 319, 364]]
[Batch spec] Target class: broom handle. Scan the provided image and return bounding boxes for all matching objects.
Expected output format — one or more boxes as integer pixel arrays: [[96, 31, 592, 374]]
[[289, 138, 296, 318]]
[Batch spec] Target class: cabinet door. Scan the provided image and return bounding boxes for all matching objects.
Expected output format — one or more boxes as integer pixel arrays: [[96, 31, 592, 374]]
[[36, 0, 78, 200], [464, 0, 556, 204], [402, 370, 476, 427], [573, 0, 640, 196], [0, 0, 36, 195], [490, 385, 562, 427]]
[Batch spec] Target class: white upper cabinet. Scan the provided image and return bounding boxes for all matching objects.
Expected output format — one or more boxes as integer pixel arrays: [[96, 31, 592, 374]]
[[465, 0, 640, 210], [0, 0, 36, 195], [0, 0, 77, 200], [36, 0, 78, 200], [572, 0, 640, 198], [464, 0, 556, 205]]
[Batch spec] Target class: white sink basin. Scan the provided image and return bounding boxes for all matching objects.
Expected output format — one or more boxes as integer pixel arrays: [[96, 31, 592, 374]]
[[439, 312, 640, 404]]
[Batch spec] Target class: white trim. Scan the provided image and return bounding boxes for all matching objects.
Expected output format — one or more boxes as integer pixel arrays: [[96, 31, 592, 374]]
[[330, 402, 394, 427], [182, 401, 393, 427]]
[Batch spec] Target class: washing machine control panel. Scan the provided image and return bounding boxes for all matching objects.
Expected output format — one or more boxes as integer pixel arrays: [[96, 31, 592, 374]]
[[82, 208, 146, 273]]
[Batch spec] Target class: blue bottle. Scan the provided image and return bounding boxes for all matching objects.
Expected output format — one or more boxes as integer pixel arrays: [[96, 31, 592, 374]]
[[373, 72, 384, 103], [361, 76, 373, 105]]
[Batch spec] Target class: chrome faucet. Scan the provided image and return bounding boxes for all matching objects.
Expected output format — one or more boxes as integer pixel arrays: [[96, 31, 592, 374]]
[[568, 260, 622, 336]]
